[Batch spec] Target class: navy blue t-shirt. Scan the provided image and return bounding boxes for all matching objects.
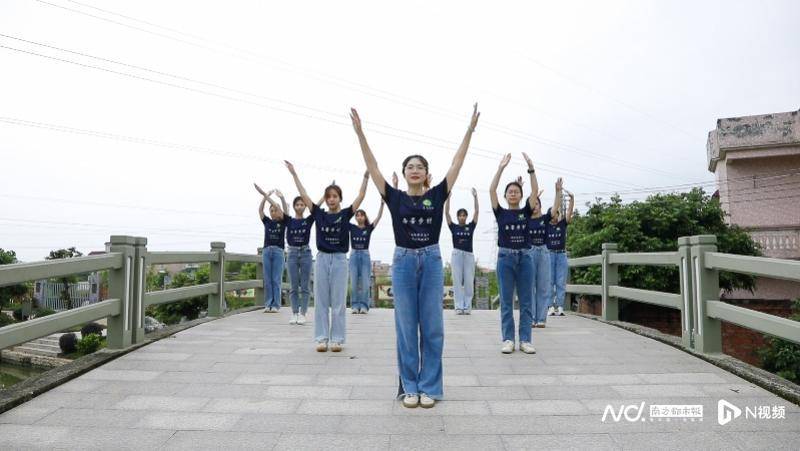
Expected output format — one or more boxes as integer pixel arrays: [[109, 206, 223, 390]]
[[546, 218, 568, 251], [286, 216, 314, 247], [382, 179, 449, 249], [493, 204, 532, 250], [311, 204, 354, 253], [262, 216, 289, 248], [349, 223, 374, 251], [528, 212, 551, 247], [449, 221, 476, 253]]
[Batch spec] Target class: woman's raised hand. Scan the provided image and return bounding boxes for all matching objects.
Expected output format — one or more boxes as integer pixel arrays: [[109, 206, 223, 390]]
[[469, 103, 480, 132], [275, 190, 285, 199], [284, 160, 296, 175], [556, 177, 564, 191], [471, 187, 478, 197], [522, 152, 534, 169], [253, 183, 267, 196], [391, 171, 399, 188], [499, 153, 511, 169], [350, 108, 363, 134], [515, 176, 524, 187]]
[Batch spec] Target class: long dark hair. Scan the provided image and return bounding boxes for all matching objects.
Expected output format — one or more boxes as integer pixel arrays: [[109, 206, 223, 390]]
[[324, 184, 343, 202], [402, 154, 430, 189], [355, 209, 371, 226]]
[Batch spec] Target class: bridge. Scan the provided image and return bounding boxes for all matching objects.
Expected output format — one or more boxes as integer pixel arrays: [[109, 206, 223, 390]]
[[1, 235, 799, 449]]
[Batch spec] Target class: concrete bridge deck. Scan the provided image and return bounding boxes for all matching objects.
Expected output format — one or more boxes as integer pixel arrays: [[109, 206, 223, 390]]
[[1, 309, 797, 450]]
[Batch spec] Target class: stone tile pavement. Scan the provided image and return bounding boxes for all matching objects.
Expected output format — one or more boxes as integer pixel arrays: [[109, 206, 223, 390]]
[[1, 309, 798, 450]]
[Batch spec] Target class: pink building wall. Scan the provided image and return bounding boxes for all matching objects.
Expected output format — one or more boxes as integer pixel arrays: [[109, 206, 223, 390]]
[[707, 109, 800, 301]]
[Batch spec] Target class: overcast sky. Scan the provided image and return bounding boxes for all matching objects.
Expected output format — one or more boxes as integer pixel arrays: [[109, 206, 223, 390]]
[[1, 0, 798, 265]]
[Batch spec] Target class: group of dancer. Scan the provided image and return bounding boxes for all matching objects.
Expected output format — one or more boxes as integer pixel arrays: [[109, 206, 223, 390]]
[[255, 104, 573, 408]]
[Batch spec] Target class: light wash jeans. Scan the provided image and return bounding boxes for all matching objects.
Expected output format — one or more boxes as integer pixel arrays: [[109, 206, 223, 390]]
[[531, 245, 551, 324], [451, 249, 475, 310], [550, 251, 568, 309], [349, 250, 372, 311], [314, 252, 348, 344], [262, 246, 285, 310], [287, 246, 312, 314], [392, 245, 444, 400], [496, 247, 534, 343]]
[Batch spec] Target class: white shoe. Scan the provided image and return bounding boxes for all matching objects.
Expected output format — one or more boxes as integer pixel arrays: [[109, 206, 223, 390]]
[[330, 342, 342, 352], [289, 314, 298, 325], [465, 310, 471, 315], [297, 314, 306, 325], [263, 308, 270, 313], [419, 393, 435, 408], [316, 341, 328, 352], [547, 306, 556, 316], [532, 322, 538, 328], [557, 306, 565, 316], [501, 340, 514, 354], [520, 342, 537, 354], [402, 394, 419, 408]]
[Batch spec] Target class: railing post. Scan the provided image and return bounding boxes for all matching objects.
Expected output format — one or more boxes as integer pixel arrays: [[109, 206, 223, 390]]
[[255, 247, 264, 310], [208, 242, 226, 317], [130, 237, 147, 345], [107, 235, 135, 349], [601, 243, 619, 321], [677, 237, 694, 349], [689, 235, 721, 353]]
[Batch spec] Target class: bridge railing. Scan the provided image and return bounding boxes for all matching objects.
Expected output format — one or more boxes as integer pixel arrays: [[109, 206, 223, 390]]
[[566, 235, 800, 353], [0, 236, 265, 351]]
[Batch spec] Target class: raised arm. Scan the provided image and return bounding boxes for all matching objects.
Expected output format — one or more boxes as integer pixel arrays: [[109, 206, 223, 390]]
[[350, 170, 370, 211], [552, 177, 563, 219], [391, 171, 399, 189], [489, 153, 511, 210], [264, 191, 284, 220], [445, 193, 453, 225], [275, 190, 290, 217], [254, 183, 269, 220], [522, 152, 539, 210], [566, 190, 575, 223], [445, 103, 481, 190], [350, 109, 387, 196], [471, 187, 480, 224], [284, 161, 315, 211], [372, 201, 386, 228]]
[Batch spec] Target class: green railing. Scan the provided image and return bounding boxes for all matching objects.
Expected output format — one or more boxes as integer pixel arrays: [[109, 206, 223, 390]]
[[566, 235, 800, 353], [0, 236, 265, 351]]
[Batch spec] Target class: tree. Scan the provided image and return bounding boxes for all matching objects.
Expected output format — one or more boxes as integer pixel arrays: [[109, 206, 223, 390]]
[[759, 299, 800, 383], [568, 188, 760, 294], [45, 247, 84, 309], [149, 265, 210, 324], [0, 248, 28, 309]]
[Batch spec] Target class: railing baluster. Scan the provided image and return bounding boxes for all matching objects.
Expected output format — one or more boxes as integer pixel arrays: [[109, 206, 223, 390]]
[[207, 242, 226, 317], [601, 243, 619, 321], [107, 235, 136, 349], [689, 235, 721, 353], [677, 237, 694, 349], [131, 237, 147, 344]]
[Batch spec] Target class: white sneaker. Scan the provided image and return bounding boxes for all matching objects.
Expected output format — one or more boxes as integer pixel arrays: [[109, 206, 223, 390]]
[[315, 341, 328, 352], [532, 322, 539, 328], [501, 340, 514, 354], [289, 314, 298, 325], [402, 394, 419, 408], [263, 307, 270, 313], [520, 342, 537, 354], [330, 342, 342, 352], [557, 306, 565, 316], [297, 313, 306, 325], [547, 306, 556, 316], [419, 393, 435, 408]]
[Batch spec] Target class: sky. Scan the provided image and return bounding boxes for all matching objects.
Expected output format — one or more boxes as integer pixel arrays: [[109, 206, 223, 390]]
[[1, 0, 799, 265]]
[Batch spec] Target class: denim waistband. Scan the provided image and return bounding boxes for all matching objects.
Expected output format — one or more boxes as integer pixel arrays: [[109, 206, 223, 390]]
[[351, 249, 370, 254], [265, 245, 284, 251], [394, 243, 440, 256], [549, 249, 566, 253], [530, 244, 548, 250], [287, 245, 311, 251], [498, 247, 531, 254]]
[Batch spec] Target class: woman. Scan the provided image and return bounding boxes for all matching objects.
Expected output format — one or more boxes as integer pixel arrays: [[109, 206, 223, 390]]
[[285, 161, 368, 352], [349, 202, 384, 314], [547, 184, 574, 317], [285, 196, 315, 325], [351, 104, 480, 409], [254, 184, 289, 313], [445, 188, 479, 315], [489, 152, 538, 355], [528, 180, 561, 328]]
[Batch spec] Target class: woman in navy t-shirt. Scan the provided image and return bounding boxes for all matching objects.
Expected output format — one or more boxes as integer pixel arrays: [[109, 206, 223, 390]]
[[528, 178, 562, 328], [285, 161, 368, 353], [254, 184, 289, 313], [350, 104, 480, 409], [489, 153, 539, 355], [285, 195, 316, 326], [348, 201, 384, 314], [445, 188, 479, 315], [546, 184, 574, 317]]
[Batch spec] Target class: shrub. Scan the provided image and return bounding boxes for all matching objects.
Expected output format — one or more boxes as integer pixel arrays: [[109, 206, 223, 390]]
[[59, 332, 78, 354], [80, 322, 104, 337], [12, 307, 25, 321], [0, 313, 17, 327], [34, 308, 56, 318], [758, 299, 800, 383], [77, 333, 103, 355]]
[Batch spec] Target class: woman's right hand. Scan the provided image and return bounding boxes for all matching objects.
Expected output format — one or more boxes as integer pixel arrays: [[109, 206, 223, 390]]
[[499, 153, 511, 169], [284, 160, 296, 175], [350, 108, 363, 134]]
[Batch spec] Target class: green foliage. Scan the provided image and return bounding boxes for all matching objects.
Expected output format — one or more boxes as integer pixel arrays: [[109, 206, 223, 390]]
[[45, 247, 84, 309], [0, 313, 17, 327], [80, 322, 104, 337], [225, 294, 255, 310], [146, 269, 168, 291], [0, 249, 28, 309], [237, 263, 258, 281], [568, 189, 760, 294], [758, 299, 800, 383], [34, 308, 56, 318], [76, 333, 103, 355], [150, 265, 210, 324]]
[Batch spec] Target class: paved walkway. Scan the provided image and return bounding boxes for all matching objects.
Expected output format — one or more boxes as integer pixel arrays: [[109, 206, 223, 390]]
[[1, 309, 798, 450]]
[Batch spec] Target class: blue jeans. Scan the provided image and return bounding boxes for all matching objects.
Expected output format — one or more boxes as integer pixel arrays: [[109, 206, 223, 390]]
[[392, 245, 444, 400], [287, 246, 312, 314], [496, 247, 534, 343], [349, 250, 372, 311], [262, 246, 285, 309], [451, 249, 475, 310], [550, 251, 568, 309], [314, 252, 348, 343], [531, 245, 551, 323]]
